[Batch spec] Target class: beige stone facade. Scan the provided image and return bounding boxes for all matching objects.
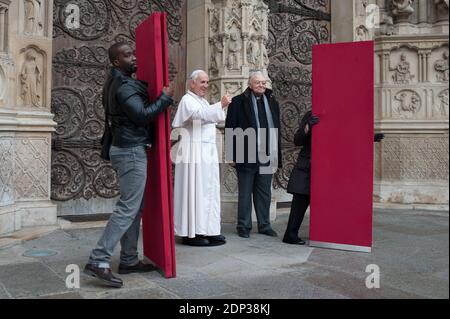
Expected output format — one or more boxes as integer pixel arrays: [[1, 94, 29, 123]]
[[0, 0, 56, 235], [331, 0, 448, 206]]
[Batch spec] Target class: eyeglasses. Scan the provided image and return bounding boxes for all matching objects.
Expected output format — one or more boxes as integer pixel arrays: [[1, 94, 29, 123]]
[[253, 81, 267, 85]]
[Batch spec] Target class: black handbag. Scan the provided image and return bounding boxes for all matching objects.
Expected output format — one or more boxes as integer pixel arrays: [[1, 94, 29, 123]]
[[100, 113, 112, 161]]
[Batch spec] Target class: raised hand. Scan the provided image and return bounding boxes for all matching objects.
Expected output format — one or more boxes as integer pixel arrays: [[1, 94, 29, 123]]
[[221, 94, 232, 108], [162, 81, 175, 97]]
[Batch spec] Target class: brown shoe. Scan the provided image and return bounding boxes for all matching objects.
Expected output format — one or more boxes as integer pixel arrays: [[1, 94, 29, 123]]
[[118, 261, 157, 275], [83, 264, 123, 288]]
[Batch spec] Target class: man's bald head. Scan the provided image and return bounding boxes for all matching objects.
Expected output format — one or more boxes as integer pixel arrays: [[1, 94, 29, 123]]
[[108, 42, 129, 65]]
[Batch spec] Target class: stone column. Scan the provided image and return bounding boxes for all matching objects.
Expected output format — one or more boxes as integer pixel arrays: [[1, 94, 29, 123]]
[[0, 0, 57, 235], [186, 0, 275, 224], [0, 5, 7, 51]]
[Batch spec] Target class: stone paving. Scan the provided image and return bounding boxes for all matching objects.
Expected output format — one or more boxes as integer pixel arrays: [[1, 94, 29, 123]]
[[0, 208, 448, 299]]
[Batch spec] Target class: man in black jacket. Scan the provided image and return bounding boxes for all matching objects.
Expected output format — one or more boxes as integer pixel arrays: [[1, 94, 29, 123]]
[[225, 71, 282, 239], [84, 42, 174, 288]]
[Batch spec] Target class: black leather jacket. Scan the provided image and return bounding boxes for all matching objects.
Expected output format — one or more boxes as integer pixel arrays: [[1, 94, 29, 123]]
[[103, 68, 173, 147]]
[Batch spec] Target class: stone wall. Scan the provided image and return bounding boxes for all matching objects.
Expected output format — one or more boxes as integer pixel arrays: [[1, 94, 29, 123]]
[[0, 0, 56, 235], [332, 0, 449, 207]]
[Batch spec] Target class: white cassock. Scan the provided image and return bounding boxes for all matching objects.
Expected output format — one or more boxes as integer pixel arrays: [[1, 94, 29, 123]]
[[172, 90, 225, 238]]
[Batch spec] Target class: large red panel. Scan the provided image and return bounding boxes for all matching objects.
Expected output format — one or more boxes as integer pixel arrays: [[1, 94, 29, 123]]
[[310, 41, 374, 252], [135, 13, 176, 277]]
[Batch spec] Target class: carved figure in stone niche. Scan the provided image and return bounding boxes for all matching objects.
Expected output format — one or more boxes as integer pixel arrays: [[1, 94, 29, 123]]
[[24, 0, 43, 34], [390, 53, 414, 84], [391, 0, 415, 17], [356, 26, 369, 41], [434, 0, 449, 11], [435, 51, 449, 82], [20, 50, 41, 107], [210, 39, 223, 73], [209, 83, 220, 103], [247, 36, 259, 68], [261, 39, 269, 68], [224, 82, 242, 96], [228, 33, 242, 70], [436, 90, 449, 116]]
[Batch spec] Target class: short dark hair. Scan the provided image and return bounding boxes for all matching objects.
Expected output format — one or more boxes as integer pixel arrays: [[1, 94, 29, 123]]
[[108, 42, 128, 64]]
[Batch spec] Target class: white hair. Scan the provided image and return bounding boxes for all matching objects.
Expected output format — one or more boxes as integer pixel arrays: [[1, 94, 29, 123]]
[[189, 70, 207, 81], [248, 70, 265, 85]]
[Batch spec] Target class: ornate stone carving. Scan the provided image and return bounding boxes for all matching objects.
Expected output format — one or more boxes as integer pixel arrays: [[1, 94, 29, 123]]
[[379, 135, 449, 181], [210, 37, 223, 74], [52, 0, 186, 202], [0, 137, 14, 206], [224, 82, 242, 96], [53, 0, 183, 43], [390, 0, 415, 22], [356, 25, 369, 41], [51, 148, 119, 201], [222, 164, 238, 194], [393, 90, 422, 116], [434, 0, 450, 21], [435, 89, 449, 117], [19, 48, 43, 107], [227, 32, 242, 70], [390, 53, 414, 84], [209, 83, 220, 104], [247, 35, 260, 68], [24, 0, 44, 35], [14, 136, 50, 200], [435, 51, 449, 82]]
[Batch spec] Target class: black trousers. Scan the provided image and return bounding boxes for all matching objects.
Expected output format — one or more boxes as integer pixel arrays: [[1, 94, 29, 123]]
[[283, 194, 310, 242]]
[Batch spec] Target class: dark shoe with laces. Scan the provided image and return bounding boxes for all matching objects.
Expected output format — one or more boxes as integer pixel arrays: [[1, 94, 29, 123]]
[[258, 229, 278, 237], [83, 264, 123, 288], [118, 261, 157, 275], [283, 237, 306, 245]]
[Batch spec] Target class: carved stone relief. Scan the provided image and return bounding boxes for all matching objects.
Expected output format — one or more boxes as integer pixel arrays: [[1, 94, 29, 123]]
[[434, 89, 449, 117], [390, 0, 415, 22], [14, 136, 49, 200], [434, 0, 450, 21], [355, 25, 370, 41], [434, 51, 449, 82], [390, 52, 415, 84], [18, 46, 45, 108], [0, 137, 14, 206], [24, 0, 44, 36], [378, 135, 449, 181], [393, 90, 422, 118]]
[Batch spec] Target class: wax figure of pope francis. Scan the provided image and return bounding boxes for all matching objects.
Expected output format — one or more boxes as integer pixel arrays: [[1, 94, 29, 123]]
[[172, 70, 232, 246]]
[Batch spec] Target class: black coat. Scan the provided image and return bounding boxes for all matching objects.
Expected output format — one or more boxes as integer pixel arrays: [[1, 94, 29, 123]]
[[104, 68, 173, 147], [225, 88, 283, 170], [287, 111, 312, 195]]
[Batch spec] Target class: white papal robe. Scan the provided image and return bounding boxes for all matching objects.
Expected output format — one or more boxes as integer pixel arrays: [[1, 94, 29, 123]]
[[172, 91, 225, 238]]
